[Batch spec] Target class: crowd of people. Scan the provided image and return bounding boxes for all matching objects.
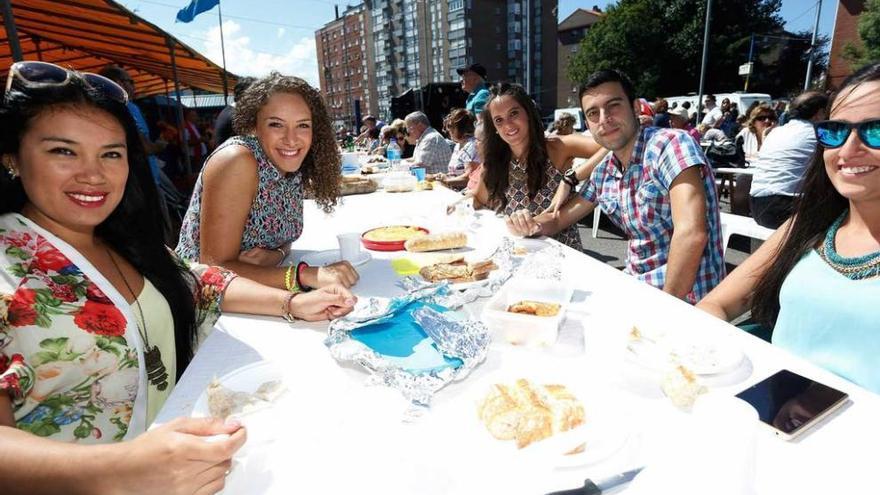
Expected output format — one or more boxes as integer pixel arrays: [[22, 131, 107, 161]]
[[1, 53, 879, 494]]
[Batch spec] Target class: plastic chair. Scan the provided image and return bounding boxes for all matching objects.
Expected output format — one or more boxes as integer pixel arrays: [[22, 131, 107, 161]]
[[719, 212, 775, 255]]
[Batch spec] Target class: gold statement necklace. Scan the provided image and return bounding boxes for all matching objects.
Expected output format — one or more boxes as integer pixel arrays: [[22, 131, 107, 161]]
[[106, 248, 169, 391]]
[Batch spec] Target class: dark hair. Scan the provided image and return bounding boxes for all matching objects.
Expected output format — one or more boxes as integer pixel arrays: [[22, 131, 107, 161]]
[[98, 64, 131, 84], [787, 91, 829, 121], [0, 76, 200, 376], [367, 127, 380, 139], [233, 76, 256, 102], [443, 108, 476, 136], [233, 71, 340, 212], [750, 62, 880, 326], [578, 69, 636, 105], [482, 82, 549, 210]]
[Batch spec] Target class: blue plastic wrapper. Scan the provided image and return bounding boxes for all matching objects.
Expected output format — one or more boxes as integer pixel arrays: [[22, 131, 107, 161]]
[[325, 285, 490, 416]]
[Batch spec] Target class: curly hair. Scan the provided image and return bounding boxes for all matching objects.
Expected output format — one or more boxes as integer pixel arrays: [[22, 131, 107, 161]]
[[443, 108, 475, 137], [233, 72, 340, 212]]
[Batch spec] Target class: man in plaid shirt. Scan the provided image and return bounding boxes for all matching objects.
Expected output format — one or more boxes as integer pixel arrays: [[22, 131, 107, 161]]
[[405, 111, 453, 175], [507, 70, 725, 303]]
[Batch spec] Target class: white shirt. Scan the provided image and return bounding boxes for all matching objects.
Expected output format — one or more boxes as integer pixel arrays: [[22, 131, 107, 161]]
[[701, 105, 723, 126], [736, 128, 760, 164], [749, 119, 817, 197]]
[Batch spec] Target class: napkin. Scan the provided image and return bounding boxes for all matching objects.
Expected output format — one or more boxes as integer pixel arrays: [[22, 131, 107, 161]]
[[626, 394, 759, 495]]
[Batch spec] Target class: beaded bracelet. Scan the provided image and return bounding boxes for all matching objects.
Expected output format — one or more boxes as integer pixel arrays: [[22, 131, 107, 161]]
[[281, 291, 299, 323], [284, 264, 300, 293]]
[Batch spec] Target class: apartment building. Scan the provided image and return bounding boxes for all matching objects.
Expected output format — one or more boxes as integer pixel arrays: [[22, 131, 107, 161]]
[[556, 7, 602, 108], [367, 0, 558, 120], [317, 1, 558, 124], [315, 4, 378, 130]]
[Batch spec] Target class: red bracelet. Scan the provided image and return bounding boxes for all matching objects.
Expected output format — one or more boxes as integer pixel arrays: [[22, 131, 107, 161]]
[[296, 261, 310, 291]]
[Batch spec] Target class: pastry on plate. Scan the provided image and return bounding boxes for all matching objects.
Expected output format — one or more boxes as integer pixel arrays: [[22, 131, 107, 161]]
[[419, 259, 496, 283], [206, 379, 285, 419], [363, 226, 426, 242], [507, 300, 561, 317], [478, 379, 585, 449], [404, 231, 467, 252], [661, 365, 707, 410]]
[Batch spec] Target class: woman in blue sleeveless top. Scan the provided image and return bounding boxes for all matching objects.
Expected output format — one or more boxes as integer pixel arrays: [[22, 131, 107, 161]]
[[698, 63, 880, 394]]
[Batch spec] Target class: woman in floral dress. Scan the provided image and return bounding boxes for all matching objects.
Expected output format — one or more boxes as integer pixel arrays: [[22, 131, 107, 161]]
[[0, 63, 355, 493], [472, 83, 604, 250], [176, 72, 359, 290]]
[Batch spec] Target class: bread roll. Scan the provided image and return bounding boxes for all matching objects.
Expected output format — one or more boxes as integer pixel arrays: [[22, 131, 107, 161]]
[[404, 231, 467, 252]]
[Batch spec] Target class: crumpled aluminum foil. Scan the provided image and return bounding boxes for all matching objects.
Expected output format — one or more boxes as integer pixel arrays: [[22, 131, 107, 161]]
[[325, 290, 490, 417], [513, 242, 566, 280]]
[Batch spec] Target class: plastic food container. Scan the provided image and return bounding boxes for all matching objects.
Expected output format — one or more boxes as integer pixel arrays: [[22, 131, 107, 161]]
[[383, 171, 417, 192], [482, 278, 573, 347]]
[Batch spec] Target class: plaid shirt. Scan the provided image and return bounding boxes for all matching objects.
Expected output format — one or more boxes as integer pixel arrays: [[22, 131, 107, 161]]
[[581, 127, 725, 303], [413, 127, 453, 175]]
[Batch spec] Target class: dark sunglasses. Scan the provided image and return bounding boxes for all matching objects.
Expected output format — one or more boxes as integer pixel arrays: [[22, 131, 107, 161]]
[[5, 61, 129, 103], [755, 115, 776, 123], [814, 119, 880, 149]]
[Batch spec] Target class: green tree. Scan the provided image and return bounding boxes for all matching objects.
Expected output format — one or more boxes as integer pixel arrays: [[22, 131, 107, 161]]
[[567, 0, 822, 98], [843, 0, 880, 71]]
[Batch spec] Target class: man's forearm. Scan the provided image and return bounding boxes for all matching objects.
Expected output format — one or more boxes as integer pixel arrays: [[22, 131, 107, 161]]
[[663, 228, 708, 299]]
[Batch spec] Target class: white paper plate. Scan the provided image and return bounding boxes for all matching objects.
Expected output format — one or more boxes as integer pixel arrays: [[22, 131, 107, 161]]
[[192, 361, 284, 419], [447, 367, 631, 470], [300, 249, 372, 267], [626, 330, 744, 376]]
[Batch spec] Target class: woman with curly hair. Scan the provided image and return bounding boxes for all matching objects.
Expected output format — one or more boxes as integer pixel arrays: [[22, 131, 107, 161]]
[[735, 103, 777, 165], [176, 72, 359, 290]]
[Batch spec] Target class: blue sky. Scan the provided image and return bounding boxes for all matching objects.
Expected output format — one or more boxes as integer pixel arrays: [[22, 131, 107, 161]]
[[120, 0, 836, 86]]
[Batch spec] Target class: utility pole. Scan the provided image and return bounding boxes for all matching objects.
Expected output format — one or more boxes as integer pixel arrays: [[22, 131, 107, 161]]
[[804, 0, 823, 91], [696, 0, 714, 122]]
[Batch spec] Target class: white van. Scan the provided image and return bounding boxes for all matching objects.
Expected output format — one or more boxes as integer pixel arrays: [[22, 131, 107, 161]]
[[664, 92, 772, 116]]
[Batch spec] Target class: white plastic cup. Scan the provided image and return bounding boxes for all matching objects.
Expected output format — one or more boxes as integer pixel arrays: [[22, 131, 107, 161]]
[[337, 232, 362, 262]]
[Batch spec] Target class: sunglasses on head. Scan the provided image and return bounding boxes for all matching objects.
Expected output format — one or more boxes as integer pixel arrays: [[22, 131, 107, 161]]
[[814, 119, 880, 149], [5, 61, 129, 103]]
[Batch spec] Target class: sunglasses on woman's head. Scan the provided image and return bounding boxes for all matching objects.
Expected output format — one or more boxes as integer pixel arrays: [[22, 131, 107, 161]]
[[5, 61, 129, 103], [814, 119, 880, 149]]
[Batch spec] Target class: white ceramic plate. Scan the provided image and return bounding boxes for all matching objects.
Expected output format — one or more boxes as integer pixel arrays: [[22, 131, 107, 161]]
[[300, 249, 372, 267], [192, 361, 285, 419], [626, 330, 744, 376]]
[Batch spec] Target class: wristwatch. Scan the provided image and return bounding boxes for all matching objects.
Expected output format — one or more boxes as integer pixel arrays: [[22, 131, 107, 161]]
[[562, 167, 579, 187]]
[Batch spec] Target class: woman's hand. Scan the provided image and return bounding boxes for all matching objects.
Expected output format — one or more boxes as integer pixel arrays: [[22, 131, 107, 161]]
[[288, 285, 357, 321], [548, 180, 573, 214], [237, 247, 285, 267], [505, 210, 542, 237], [301, 261, 359, 289], [108, 417, 246, 495]]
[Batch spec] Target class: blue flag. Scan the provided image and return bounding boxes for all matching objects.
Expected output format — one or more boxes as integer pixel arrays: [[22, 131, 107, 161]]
[[176, 0, 220, 23]]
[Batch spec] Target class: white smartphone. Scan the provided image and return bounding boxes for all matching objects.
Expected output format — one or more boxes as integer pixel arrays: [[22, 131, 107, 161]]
[[736, 369, 849, 441]]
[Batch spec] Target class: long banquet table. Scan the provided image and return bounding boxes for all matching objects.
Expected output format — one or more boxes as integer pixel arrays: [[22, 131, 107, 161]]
[[155, 187, 879, 495]]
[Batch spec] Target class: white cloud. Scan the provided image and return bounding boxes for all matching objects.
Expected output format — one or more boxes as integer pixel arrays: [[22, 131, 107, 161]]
[[197, 20, 318, 87], [276, 27, 286, 38]]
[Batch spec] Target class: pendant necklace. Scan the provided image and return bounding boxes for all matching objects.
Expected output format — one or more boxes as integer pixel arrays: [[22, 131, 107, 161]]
[[106, 248, 169, 391]]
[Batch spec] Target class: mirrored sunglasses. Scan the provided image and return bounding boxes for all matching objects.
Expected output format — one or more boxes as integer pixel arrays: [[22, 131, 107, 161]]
[[814, 119, 880, 150], [5, 61, 129, 103]]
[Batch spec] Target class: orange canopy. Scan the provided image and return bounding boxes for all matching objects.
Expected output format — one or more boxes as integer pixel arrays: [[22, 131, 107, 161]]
[[0, 0, 236, 96]]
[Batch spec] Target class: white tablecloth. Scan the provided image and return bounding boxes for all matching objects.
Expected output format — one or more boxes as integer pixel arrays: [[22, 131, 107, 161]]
[[155, 188, 879, 495]]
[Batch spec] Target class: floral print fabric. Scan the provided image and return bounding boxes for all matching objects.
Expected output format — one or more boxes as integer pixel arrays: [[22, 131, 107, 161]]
[[175, 135, 305, 261], [503, 160, 582, 250], [0, 213, 234, 443]]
